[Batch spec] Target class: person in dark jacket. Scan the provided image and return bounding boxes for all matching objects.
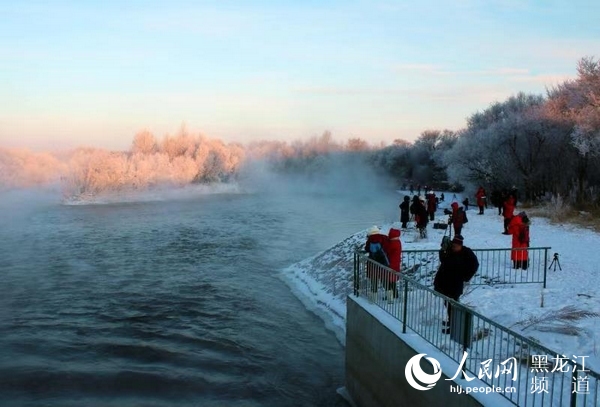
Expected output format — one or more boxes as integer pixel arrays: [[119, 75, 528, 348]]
[[427, 192, 437, 221], [462, 197, 470, 211], [410, 196, 429, 238], [399, 196, 411, 229], [433, 234, 479, 333], [491, 189, 503, 216]]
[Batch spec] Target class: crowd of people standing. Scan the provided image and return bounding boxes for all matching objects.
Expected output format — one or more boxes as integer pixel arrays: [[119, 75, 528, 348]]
[[363, 185, 531, 332]]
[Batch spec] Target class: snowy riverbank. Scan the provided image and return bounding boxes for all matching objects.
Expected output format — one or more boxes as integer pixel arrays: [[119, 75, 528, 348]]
[[282, 196, 600, 371]]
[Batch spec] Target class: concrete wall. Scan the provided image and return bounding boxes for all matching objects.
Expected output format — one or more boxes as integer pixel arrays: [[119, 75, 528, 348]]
[[345, 295, 484, 407]]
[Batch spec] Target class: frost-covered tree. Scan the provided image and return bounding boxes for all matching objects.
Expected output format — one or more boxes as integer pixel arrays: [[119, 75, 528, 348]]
[[131, 130, 157, 155], [411, 129, 456, 188], [366, 129, 457, 189], [346, 137, 370, 152], [0, 148, 64, 188], [368, 141, 411, 182], [59, 130, 248, 197], [546, 56, 600, 202], [443, 93, 550, 198]]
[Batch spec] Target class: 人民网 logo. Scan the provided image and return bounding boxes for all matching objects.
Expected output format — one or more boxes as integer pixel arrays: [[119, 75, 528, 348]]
[[405, 353, 442, 391]]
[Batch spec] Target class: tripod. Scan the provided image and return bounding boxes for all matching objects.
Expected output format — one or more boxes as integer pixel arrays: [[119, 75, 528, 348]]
[[548, 253, 562, 271], [440, 219, 453, 251]]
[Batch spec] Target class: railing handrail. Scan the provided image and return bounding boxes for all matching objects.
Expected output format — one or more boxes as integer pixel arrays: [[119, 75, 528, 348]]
[[403, 246, 552, 254], [400, 245, 550, 288]]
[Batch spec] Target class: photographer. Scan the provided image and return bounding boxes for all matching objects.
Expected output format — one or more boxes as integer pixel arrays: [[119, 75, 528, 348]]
[[444, 202, 467, 237], [434, 235, 479, 333]]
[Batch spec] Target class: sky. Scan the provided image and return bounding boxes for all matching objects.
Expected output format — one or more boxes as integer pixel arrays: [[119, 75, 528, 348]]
[[1, 0, 598, 151], [283, 190, 600, 403]]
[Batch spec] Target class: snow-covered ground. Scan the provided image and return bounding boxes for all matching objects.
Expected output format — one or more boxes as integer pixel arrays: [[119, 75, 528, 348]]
[[282, 192, 600, 373]]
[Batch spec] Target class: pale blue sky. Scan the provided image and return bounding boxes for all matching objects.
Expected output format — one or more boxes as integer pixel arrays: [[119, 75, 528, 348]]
[[1, 0, 598, 151]]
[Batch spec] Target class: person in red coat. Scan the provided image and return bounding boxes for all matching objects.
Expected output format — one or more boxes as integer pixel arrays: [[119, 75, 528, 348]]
[[502, 195, 516, 234], [386, 227, 402, 302], [508, 212, 530, 269], [364, 226, 390, 300], [475, 187, 486, 215], [445, 202, 467, 237]]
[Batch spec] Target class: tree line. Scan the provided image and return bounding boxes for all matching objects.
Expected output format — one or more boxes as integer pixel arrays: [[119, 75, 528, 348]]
[[0, 128, 377, 197], [1, 57, 598, 206], [370, 57, 600, 205]]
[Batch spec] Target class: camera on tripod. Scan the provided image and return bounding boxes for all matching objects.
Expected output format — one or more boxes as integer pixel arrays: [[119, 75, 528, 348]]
[[443, 208, 453, 224], [434, 209, 452, 230], [549, 252, 561, 271]]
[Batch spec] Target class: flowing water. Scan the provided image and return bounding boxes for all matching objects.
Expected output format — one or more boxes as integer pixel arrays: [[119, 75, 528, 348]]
[[0, 180, 399, 407]]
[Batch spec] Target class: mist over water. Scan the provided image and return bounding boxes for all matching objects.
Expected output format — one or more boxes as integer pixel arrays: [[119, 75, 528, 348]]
[[0, 164, 399, 406]]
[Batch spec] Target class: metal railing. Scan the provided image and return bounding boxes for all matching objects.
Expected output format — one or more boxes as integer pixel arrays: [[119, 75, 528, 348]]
[[402, 247, 552, 288], [353, 252, 599, 407]]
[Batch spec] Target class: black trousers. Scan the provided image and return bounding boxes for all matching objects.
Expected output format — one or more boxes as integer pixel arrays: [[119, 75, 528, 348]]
[[513, 260, 529, 270], [503, 217, 512, 233]]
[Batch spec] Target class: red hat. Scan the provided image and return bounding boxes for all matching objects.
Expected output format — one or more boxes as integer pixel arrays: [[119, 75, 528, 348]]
[[388, 228, 401, 239]]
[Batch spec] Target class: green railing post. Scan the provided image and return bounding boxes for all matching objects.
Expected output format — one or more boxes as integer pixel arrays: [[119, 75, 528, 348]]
[[402, 279, 408, 333], [570, 368, 577, 407], [353, 252, 359, 296], [543, 248, 548, 289]]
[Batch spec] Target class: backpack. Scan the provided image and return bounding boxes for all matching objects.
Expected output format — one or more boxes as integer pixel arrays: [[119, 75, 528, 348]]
[[369, 242, 389, 266], [440, 235, 452, 252]]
